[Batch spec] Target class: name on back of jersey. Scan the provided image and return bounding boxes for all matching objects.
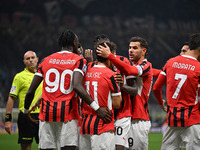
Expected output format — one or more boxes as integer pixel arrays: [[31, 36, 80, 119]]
[[86, 72, 102, 78], [172, 62, 195, 71], [49, 59, 76, 65]]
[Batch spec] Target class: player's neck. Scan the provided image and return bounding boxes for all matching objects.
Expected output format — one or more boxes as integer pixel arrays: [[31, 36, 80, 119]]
[[97, 61, 110, 68], [26, 67, 36, 73], [132, 57, 145, 64], [185, 50, 200, 59], [61, 47, 73, 53]]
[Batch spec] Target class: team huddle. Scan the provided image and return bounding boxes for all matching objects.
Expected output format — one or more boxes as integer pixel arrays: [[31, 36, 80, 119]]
[[5, 29, 200, 150]]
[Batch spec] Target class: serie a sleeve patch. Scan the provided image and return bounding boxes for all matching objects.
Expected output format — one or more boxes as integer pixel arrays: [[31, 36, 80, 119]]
[[10, 86, 16, 94]]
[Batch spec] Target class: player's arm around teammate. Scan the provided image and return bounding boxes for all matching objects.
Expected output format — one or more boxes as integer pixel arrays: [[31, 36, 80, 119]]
[[79, 41, 122, 150], [73, 71, 113, 123], [97, 38, 153, 150], [97, 43, 141, 76], [115, 72, 138, 96]]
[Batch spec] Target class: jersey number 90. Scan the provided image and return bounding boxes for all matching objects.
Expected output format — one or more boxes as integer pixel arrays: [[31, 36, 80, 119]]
[[45, 68, 73, 94]]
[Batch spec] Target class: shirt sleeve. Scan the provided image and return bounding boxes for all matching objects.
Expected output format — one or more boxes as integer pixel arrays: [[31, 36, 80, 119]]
[[9, 74, 21, 98], [152, 68, 162, 78], [153, 71, 166, 105], [107, 53, 140, 76], [74, 58, 87, 76], [109, 75, 121, 96]]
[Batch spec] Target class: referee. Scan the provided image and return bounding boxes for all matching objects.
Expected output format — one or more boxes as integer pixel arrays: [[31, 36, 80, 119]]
[[5, 51, 42, 150]]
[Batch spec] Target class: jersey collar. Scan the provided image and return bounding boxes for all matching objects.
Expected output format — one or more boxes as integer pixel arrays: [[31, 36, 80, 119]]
[[24, 68, 35, 74], [58, 50, 72, 53], [134, 58, 147, 65], [94, 65, 106, 68], [181, 55, 197, 60]]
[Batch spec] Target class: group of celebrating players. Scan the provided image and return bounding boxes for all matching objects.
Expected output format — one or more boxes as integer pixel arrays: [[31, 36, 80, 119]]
[[5, 29, 200, 150]]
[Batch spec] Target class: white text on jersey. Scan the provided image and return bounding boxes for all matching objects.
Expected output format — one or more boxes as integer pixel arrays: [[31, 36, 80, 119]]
[[86, 72, 102, 78], [172, 62, 195, 71], [49, 59, 76, 65]]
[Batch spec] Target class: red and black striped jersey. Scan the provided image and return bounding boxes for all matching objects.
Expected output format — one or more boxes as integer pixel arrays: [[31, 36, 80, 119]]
[[112, 55, 133, 119], [36, 50, 87, 122], [87, 61, 96, 70], [107, 53, 153, 121], [77, 95, 82, 127], [159, 55, 200, 127], [80, 65, 121, 135], [131, 59, 153, 120]]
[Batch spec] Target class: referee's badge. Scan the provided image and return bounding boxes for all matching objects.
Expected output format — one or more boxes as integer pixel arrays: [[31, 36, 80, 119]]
[[10, 86, 16, 94]]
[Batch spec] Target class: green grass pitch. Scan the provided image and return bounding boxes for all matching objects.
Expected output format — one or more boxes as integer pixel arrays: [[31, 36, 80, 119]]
[[0, 134, 39, 150], [0, 133, 185, 150]]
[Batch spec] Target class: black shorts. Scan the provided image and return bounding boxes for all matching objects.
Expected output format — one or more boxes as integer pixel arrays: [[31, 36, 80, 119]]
[[17, 112, 39, 144]]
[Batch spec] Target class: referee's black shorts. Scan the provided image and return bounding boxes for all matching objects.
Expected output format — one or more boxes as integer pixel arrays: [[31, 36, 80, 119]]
[[17, 112, 39, 144]]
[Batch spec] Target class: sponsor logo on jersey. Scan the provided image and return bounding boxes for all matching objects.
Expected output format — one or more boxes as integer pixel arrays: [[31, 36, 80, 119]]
[[83, 64, 87, 73]]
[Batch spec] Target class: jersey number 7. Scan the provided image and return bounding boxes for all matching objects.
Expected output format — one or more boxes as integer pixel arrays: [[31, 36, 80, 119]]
[[172, 73, 187, 99]]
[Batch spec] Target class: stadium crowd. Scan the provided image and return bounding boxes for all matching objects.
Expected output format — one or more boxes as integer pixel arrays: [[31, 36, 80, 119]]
[[0, 22, 192, 108]]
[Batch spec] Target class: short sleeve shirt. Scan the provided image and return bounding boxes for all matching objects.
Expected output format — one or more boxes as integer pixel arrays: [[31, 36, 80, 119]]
[[36, 50, 87, 122], [80, 65, 121, 135], [162, 55, 200, 127], [10, 68, 42, 113]]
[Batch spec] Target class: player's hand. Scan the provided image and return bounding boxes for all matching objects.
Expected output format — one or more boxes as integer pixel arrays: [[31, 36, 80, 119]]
[[161, 99, 167, 112], [27, 104, 39, 124], [114, 72, 123, 84], [96, 107, 112, 123], [114, 72, 124, 89], [84, 49, 93, 63], [27, 110, 39, 124], [5, 121, 12, 134], [96, 42, 111, 58], [31, 102, 41, 112]]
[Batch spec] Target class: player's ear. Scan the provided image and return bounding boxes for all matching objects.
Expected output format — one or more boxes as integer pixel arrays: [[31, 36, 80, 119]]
[[142, 48, 147, 56]]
